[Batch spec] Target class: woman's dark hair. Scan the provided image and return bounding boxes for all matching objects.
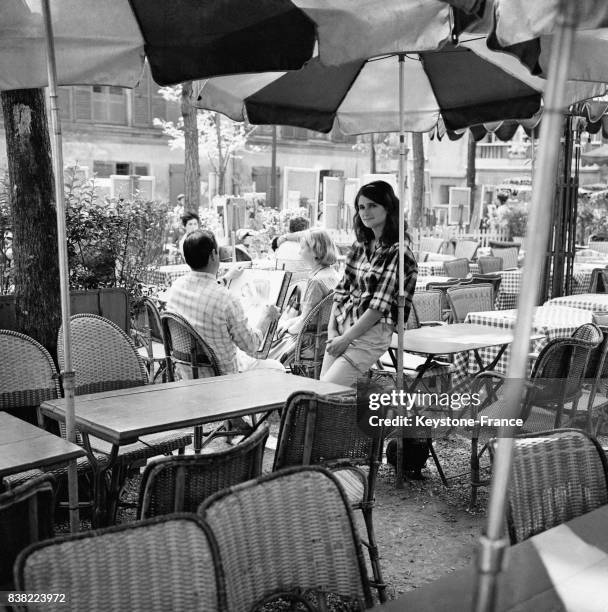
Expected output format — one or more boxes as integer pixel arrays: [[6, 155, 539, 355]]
[[183, 230, 217, 270], [352, 180, 408, 245], [181, 211, 200, 227]]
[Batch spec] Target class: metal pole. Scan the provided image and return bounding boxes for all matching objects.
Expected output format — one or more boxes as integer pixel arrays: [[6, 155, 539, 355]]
[[41, 0, 79, 533], [395, 54, 406, 487], [473, 2, 576, 610], [270, 125, 277, 207]]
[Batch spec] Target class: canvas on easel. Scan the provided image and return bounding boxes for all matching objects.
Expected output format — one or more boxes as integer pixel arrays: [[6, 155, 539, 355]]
[[227, 269, 292, 358]]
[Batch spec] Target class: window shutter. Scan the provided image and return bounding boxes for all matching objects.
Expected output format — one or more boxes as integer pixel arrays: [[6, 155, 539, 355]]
[[73, 87, 92, 121], [133, 68, 150, 126]]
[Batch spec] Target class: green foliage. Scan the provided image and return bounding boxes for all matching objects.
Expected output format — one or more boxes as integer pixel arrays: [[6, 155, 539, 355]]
[[489, 202, 528, 239], [63, 167, 171, 308]]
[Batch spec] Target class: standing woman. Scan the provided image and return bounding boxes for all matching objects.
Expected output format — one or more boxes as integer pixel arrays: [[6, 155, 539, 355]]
[[321, 181, 417, 386]]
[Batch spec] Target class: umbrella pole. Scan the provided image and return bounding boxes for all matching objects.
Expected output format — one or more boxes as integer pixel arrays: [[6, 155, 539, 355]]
[[395, 54, 406, 487], [42, 0, 79, 533], [473, 2, 576, 611]]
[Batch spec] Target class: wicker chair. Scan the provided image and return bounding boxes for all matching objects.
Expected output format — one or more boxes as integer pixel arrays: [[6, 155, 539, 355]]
[[488, 240, 521, 253], [494, 429, 608, 544], [161, 311, 223, 381], [132, 297, 167, 382], [0, 475, 55, 589], [443, 258, 471, 278], [490, 247, 519, 270], [198, 466, 374, 611], [589, 268, 608, 293], [468, 332, 602, 507], [138, 422, 269, 519], [419, 236, 444, 254], [58, 314, 192, 513], [0, 330, 106, 501], [272, 392, 385, 602], [477, 256, 503, 274], [453, 239, 479, 260], [412, 290, 444, 326], [426, 279, 464, 323], [290, 291, 334, 379], [446, 284, 495, 323], [15, 514, 225, 612]]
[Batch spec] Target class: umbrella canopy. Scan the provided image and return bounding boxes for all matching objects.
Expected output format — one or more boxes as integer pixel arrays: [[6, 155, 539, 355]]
[[485, 0, 608, 82], [0, 0, 466, 90]]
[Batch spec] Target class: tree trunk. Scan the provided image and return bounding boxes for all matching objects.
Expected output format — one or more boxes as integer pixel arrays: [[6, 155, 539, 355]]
[[180, 81, 200, 211], [1, 89, 60, 356], [411, 132, 425, 228], [369, 133, 376, 174], [466, 133, 478, 230], [215, 114, 226, 195]]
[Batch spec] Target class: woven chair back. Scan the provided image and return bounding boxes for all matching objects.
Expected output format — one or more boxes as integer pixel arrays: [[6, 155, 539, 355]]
[[160, 311, 222, 380], [589, 268, 608, 293], [0, 475, 55, 589], [58, 314, 148, 395], [291, 292, 334, 379], [273, 392, 375, 470], [500, 429, 608, 543], [488, 240, 521, 253], [443, 258, 471, 279], [446, 284, 494, 323], [198, 467, 373, 611], [526, 334, 602, 411], [411, 290, 443, 326], [15, 515, 225, 611], [490, 247, 519, 270], [419, 236, 444, 254], [453, 239, 479, 260], [138, 423, 269, 519], [477, 256, 503, 274], [469, 274, 502, 301], [426, 280, 464, 322], [0, 330, 60, 413], [131, 298, 164, 362]]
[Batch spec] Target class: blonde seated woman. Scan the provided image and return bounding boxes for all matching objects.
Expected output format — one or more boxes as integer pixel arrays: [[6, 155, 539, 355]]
[[269, 229, 339, 365]]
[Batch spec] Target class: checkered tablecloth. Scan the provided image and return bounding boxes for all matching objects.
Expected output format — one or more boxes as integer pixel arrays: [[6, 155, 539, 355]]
[[143, 264, 190, 287], [449, 305, 594, 386], [417, 261, 446, 276], [415, 276, 451, 291], [545, 293, 608, 313]]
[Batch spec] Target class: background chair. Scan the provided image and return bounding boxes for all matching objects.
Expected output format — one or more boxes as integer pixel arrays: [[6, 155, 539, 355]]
[[131, 297, 167, 382], [477, 256, 503, 274], [290, 291, 334, 379], [0, 475, 55, 589], [443, 258, 470, 278], [446, 284, 495, 323], [490, 247, 519, 270], [15, 515, 225, 612], [426, 279, 465, 323], [198, 467, 374, 611], [589, 267, 608, 293], [161, 311, 223, 381], [495, 429, 608, 544], [273, 392, 385, 602], [469, 332, 602, 507], [488, 240, 521, 253], [138, 422, 269, 519], [59, 314, 192, 517], [453, 239, 479, 261]]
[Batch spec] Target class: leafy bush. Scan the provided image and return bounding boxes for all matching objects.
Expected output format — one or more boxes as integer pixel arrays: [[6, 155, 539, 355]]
[[489, 202, 528, 239]]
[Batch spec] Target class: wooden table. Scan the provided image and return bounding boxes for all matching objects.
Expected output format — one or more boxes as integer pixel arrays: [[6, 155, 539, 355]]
[[376, 504, 608, 611], [0, 412, 85, 484], [41, 371, 350, 523]]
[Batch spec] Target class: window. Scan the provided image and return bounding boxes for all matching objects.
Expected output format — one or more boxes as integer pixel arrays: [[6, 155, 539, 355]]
[[115, 162, 131, 175], [133, 165, 149, 176], [92, 161, 115, 178], [92, 86, 127, 124], [93, 161, 149, 177], [439, 184, 456, 205]]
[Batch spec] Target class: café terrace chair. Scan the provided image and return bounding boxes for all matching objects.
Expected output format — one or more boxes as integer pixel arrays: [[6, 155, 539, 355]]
[[58, 314, 192, 513], [493, 429, 608, 544], [15, 514, 226, 612], [289, 291, 334, 379], [445, 284, 495, 324], [490, 246, 519, 270], [131, 297, 168, 383], [272, 392, 386, 602], [477, 256, 503, 274], [426, 279, 465, 323], [0, 329, 105, 506], [198, 466, 374, 611], [0, 475, 55, 590], [443, 258, 471, 279], [138, 422, 269, 519], [468, 332, 602, 508], [589, 267, 608, 293], [488, 240, 521, 254], [469, 274, 502, 303], [453, 239, 479, 261]]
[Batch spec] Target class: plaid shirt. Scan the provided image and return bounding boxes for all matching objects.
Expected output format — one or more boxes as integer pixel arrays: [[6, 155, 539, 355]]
[[333, 240, 417, 333], [166, 271, 263, 374]]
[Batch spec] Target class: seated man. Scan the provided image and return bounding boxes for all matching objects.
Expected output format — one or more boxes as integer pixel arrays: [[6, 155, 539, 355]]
[[166, 229, 284, 377]]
